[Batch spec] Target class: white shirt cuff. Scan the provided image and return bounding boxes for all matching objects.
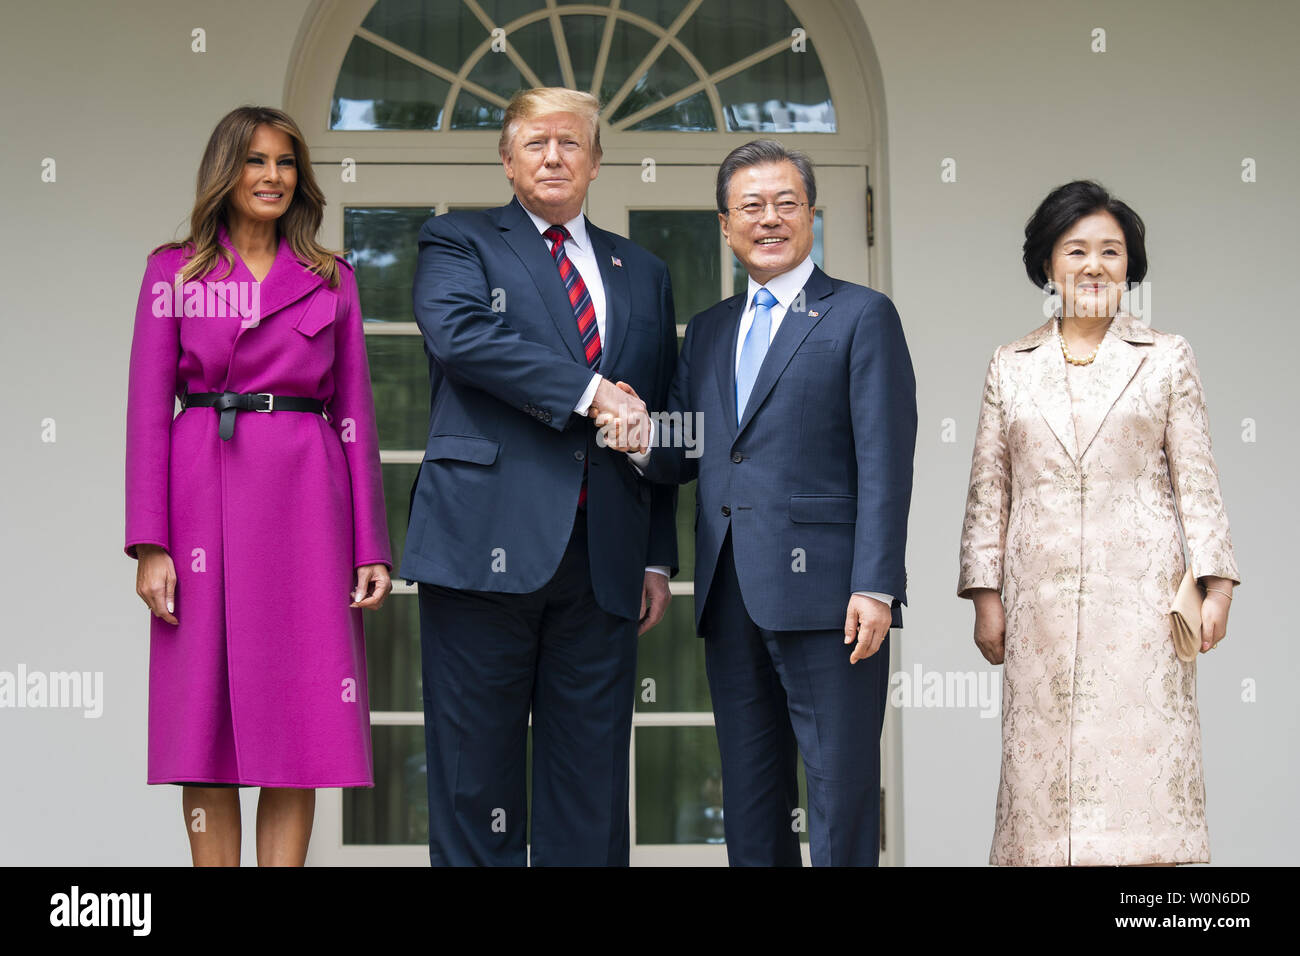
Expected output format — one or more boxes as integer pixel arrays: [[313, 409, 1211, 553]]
[[574, 373, 602, 416], [626, 447, 652, 470], [645, 566, 671, 578], [854, 591, 893, 608]]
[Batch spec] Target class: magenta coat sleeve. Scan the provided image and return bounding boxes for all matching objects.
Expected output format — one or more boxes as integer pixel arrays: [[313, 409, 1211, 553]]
[[124, 254, 179, 560], [327, 264, 393, 570]]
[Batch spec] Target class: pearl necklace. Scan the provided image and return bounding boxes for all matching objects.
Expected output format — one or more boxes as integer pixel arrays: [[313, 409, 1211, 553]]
[[1056, 318, 1100, 366]]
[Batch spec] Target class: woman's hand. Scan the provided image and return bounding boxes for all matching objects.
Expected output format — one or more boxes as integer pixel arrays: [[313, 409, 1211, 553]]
[[969, 588, 1006, 665], [135, 544, 179, 625], [350, 564, 392, 610], [1200, 576, 1233, 653]]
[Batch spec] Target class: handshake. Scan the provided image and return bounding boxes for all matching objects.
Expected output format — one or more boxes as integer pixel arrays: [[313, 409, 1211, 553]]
[[589, 378, 654, 455]]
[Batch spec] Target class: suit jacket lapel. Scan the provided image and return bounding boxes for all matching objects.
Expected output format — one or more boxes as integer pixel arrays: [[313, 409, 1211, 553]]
[[735, 266, 832, 437], [497, 197, 586, 364], [588, 220, 630, 374], [711, 294, 745, 440]]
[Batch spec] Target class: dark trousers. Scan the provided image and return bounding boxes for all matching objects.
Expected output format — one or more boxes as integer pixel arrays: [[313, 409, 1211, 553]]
[[701, 532, 890, 866], [417, 512, 638, 866]]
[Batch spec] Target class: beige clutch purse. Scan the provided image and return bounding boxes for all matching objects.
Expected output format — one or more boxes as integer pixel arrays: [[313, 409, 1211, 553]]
[[1169, 568, 1204, 662]]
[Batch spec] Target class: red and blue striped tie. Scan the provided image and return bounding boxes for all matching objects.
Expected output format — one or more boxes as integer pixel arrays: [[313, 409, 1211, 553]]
[[544, 225, 602, 369], [543, 224, 602, 507]]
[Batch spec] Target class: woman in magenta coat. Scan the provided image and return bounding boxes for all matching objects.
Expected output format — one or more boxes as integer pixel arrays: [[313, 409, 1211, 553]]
[[125, 106, 392, 865]]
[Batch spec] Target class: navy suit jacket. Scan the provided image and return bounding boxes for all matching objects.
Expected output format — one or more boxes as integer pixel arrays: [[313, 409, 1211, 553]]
[[641, 265, 916, 632], [400, 197, 678, 621]]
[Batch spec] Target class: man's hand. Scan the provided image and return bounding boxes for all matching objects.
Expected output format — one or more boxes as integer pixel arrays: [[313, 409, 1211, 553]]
[[592, 379, 651, 453], [639, 570, 671, 636], [844, 593, 891, 663], [969, 588, 1005, 665]]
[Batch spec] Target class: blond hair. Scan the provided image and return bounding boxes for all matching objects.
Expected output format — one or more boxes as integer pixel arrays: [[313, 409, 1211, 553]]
[[498, 88, 602, 158], [154, 106, 341, 287]]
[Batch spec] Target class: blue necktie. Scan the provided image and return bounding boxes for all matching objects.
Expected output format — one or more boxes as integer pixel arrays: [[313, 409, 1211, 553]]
[[736, 287, 777, 424]]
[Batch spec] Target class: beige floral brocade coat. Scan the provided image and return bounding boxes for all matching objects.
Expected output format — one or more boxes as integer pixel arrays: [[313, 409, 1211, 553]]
[[958, 312, 1240, 866]]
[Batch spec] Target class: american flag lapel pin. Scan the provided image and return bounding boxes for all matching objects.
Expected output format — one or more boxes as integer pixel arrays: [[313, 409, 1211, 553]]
[[611, 255, 622, 267], [808, 310, 820, 317]]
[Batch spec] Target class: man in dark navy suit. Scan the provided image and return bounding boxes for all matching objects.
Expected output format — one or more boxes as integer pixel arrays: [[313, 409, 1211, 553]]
[[603, 140, 916, 865], [402, 88, 678, 866]]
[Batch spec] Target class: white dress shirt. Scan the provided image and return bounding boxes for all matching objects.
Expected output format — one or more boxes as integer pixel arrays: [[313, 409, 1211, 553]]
[[523, 205, 668, 582], [631, 255, 892, 609]]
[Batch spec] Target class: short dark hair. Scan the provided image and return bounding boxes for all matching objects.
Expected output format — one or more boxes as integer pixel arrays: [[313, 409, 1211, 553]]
[[1022, 180, 1147, 289], [716, 140, 817, 215]]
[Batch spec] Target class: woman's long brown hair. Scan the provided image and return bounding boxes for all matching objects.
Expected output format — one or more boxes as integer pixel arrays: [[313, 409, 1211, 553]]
[[154, 106, 340, 287]]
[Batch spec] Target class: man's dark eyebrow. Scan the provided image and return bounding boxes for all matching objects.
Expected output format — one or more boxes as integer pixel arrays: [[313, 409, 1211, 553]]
[[738, 188, 800, 199]]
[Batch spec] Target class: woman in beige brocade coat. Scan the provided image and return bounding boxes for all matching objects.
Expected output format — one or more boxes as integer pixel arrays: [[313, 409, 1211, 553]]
[[958, 182, 1240, 866]]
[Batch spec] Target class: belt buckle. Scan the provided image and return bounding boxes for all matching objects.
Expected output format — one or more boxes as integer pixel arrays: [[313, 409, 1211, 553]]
[[254, 393, 274, 412]]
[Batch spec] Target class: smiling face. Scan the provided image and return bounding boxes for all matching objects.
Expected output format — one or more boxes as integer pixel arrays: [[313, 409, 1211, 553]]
[[1046, 210, 1129, 321], [719, 161, 815, 286], [501, 111, 600, 224], [228, 124, 297, 228]]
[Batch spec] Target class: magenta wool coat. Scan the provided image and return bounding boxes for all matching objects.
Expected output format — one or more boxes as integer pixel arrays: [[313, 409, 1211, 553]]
[[124, 226, 391, 788]]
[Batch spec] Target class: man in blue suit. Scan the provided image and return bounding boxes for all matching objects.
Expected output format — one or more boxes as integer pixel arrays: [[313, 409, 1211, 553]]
[[604, 140, 916, 865], [402, 88, 678, 866]]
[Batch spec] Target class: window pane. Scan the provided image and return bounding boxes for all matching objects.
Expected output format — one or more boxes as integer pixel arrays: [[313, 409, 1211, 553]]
[[675, 479, 696, 581], [628, 89, 715, 131], [448, 90, 507, 131], [382, 462, 421, 573], [360, 0, 482, 71], [634, 725, 724, 844], [593, 18, 659, 102], [634, 727, 811, 845], [673, 0, 799, 75], [620, 0, 693, 29], [366, 335, 429, 450], [502, 19, 565, 88], [363, 592, 422, 713], [626, 209, 720, 329], [344, 724, 536, 846], [343, 724, 426, 845], [609, 45, 707, 129], [718, 45, 835, 133], [560, 14, 606, 93], [345, 207, 434, 323], [636, 595, 707, 712], [476, 0, 549, 27], [331, 37, 448, 131]]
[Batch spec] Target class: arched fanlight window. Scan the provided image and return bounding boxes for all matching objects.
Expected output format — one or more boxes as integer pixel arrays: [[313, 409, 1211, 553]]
[[331, 0, 836, 133]]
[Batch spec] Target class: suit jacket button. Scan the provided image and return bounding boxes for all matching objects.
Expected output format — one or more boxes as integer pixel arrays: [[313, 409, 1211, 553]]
[[731, 452, 743, 463], [574, 450, 585, 461], [721, 505, 731, 517], [543, 411, 552, 422]]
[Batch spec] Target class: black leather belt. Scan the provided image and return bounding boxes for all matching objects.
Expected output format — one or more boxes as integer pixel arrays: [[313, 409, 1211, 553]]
[[182, 391, 326, 441]]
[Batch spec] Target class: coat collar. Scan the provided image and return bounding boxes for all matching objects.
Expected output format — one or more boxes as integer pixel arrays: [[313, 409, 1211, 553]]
[[211, 221, 327, 322], [1015, 311, 1152, 462], [1010, 310, 1155, 351]]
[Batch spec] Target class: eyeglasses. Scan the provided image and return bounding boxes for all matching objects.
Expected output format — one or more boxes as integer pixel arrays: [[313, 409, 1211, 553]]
[[726, 200, 809, 221]]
